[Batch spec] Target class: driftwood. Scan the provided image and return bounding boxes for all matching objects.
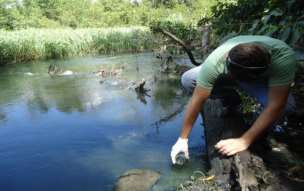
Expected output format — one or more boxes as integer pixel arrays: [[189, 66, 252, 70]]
[[134, 79, 149, 94], [202, 76, 285, 191], [134, 79, 151, 104]]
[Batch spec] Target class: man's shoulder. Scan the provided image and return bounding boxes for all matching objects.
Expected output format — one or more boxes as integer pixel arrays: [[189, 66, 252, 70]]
[[225, 35, 279, 44], [225, 35, 291, 48]]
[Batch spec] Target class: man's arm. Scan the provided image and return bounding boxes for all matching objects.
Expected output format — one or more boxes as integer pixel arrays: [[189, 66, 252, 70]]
[[180, 86, 211, 138], [171, 86, 210, 164], [215, 85, 290, 156]]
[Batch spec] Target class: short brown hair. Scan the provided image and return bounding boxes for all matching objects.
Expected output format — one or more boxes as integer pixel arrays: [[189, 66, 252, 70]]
[[227, 43, 271, 81]]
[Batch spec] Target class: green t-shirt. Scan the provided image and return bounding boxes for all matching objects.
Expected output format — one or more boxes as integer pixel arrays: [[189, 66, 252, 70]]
[[197, 35, 297, 90]]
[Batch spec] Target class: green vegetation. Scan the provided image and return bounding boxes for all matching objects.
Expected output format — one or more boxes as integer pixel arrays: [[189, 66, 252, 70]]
[[203, 0, 304, 48], [0, 27, 154, 64], [0, 0, 216, 64], [3, 0, 302, 64], [151, 0, 304, 63], [0, 0, 215, 30]]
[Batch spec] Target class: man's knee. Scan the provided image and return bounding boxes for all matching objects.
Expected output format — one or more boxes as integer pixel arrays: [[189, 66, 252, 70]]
[[181, 66, 201, 93], [181, 71, 195, 93]]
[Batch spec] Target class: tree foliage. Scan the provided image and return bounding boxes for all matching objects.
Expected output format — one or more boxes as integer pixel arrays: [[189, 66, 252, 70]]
[[0, 0, 214, 30], [150, 0, 192, 8], [204, 0, 304, 48]]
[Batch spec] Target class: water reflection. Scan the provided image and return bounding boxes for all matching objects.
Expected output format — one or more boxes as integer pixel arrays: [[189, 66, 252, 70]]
[[0, 54, 186, 114]]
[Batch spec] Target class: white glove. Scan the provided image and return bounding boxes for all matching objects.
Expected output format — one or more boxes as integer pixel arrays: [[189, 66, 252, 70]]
[[170, 137, 189, 164]]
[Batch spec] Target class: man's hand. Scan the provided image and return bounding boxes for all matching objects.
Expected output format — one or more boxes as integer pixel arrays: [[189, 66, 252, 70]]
[[170, 138, 189, 164], [215, 137, 250, 156], [215, 85, 290, 157]]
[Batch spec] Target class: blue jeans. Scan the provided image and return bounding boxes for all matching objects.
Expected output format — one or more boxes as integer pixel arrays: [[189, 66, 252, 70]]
[[181, 66, 296, 114]]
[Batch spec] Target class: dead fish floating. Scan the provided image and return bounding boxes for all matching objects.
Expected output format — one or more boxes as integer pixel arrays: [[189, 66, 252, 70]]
[[94, 69, 123, 78], [24, 72, 34, 76], [58, 70, 73, 76], [48, 64, 74, 76], [94, 65, 125, 78]]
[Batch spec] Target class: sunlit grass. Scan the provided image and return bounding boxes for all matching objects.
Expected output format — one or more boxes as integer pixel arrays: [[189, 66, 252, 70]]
[[0, 27, 155, 64]]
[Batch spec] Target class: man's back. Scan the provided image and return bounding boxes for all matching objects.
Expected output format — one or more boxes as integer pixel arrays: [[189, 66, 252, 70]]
[[197, 35, 297, 90]]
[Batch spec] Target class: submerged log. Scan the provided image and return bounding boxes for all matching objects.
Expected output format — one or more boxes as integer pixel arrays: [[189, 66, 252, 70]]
[[202, 76, 284, 191]]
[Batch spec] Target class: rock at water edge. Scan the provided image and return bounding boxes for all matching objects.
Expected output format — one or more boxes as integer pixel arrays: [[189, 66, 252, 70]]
[[114, 169, 161, 191]]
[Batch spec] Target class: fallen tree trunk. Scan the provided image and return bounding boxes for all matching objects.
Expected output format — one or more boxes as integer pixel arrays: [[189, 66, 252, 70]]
[[201, 77, 285, 191]]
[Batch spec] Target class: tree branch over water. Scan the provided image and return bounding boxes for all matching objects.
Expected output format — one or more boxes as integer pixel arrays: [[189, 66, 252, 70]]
[[157, 28, 201, 66]]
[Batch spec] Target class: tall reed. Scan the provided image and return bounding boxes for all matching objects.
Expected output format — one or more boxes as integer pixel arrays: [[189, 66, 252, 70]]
[[0, 27, 155, 64]]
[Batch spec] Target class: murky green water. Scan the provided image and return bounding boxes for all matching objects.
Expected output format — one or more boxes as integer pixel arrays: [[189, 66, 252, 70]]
[[0, 53, 207, 191]]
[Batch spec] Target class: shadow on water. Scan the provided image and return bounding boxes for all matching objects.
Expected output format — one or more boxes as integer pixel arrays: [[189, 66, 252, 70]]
[[0, 112, 5, 122], [0, 53, 207, 191]]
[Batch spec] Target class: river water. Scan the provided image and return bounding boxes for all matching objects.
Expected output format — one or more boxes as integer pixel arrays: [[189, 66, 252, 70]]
[[0, 53, 207, 191]]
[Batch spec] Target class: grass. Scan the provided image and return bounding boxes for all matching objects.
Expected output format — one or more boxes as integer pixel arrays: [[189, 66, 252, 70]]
[[0, 27, 156, 65]]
